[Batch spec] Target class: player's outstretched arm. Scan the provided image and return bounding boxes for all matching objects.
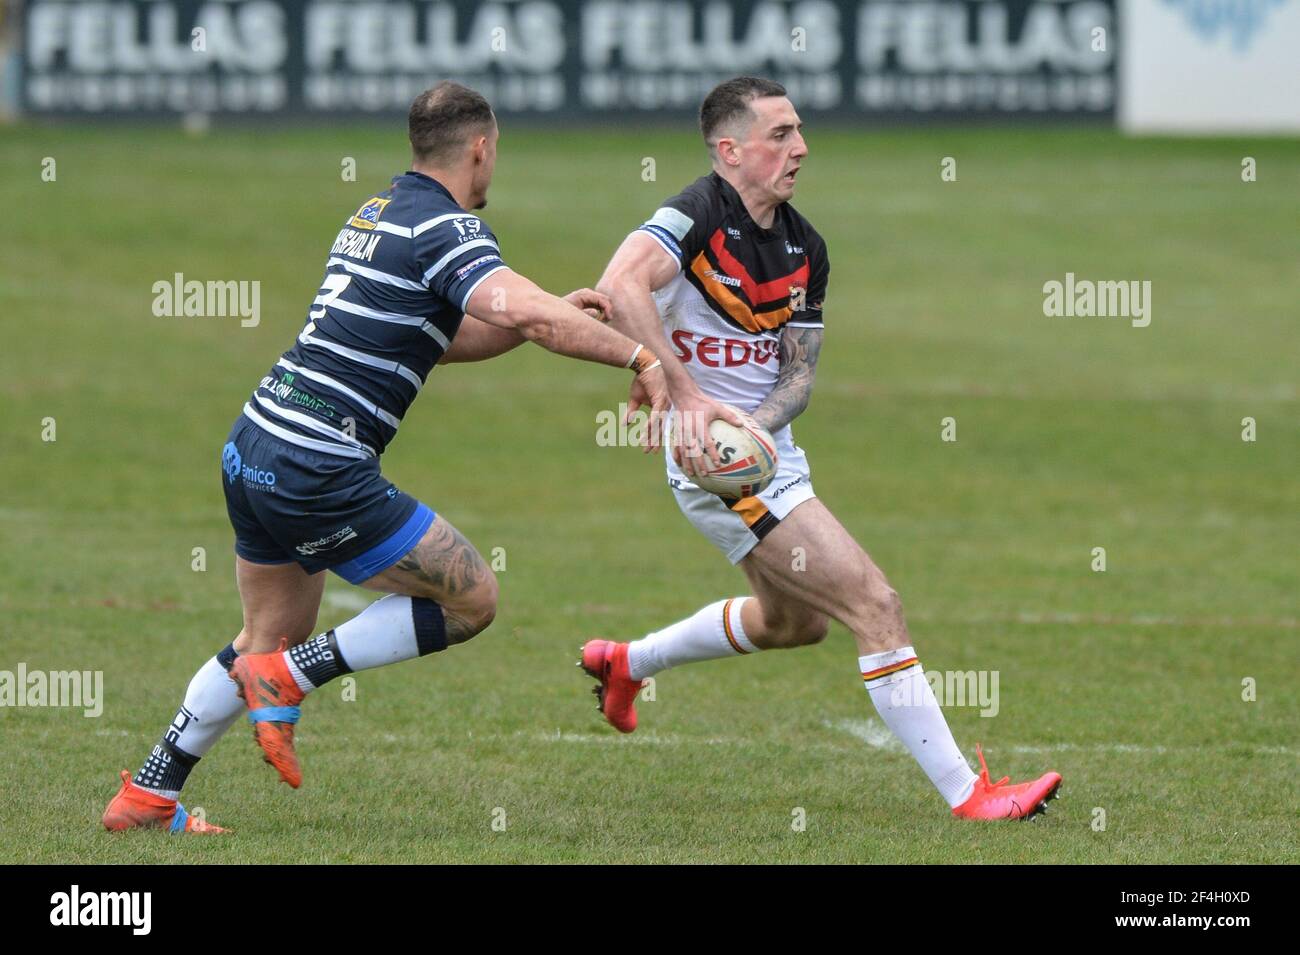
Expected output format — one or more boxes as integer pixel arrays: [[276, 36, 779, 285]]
[[597, 232, 700, 401], [752, 325, 822, 433], [464, 270, 668, 408], [597, 231, 742, 472], [440, 315, 527, 363], [441, 289, 610, 364]]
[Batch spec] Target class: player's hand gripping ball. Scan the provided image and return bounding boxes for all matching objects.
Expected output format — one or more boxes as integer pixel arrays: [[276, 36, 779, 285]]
[[692, 412, 779, 500]]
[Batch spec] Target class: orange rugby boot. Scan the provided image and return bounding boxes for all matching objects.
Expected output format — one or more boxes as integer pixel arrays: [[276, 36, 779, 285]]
[[102, 770, 230, 834], [228, 641, 306, 788], [579, 639, 643, 734], [952, 744, 1062, 821]]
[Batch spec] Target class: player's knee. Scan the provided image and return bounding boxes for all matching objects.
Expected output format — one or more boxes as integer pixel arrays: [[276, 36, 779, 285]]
[[470, 584, 499, 634], [452, 574, 499, 639]]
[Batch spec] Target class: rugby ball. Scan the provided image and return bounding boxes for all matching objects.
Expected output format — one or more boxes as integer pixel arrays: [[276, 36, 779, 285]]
[[694, 417, 779, 499]]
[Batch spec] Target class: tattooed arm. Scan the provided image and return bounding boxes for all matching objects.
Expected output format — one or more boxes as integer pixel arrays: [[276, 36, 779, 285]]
[[752, 326, 823, 433]]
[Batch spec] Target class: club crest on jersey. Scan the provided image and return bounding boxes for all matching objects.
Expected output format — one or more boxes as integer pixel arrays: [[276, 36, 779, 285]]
[[349, 197, 391, 230], [789, 286, 807, 310]]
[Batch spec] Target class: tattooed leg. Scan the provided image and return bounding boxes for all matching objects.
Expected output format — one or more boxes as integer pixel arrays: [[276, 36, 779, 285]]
[[358, 515, 499, 645]]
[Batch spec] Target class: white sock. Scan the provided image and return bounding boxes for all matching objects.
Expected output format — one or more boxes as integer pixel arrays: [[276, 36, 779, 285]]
[[332, 593, 428, 670], [860, 646, 978, 809], [627, 597, 758, 680], [283, 594, 446, 692], [134, 648, 245, 798]]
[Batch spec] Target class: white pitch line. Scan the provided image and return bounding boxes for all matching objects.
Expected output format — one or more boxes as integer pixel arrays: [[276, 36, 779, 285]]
[[526, 729, 734, 747], [822, 720, 1297, 758], [324, 590, 373, 612], [824, 718, 905, 753], [1006, 742, 1299, 757], [906, 611, 1297, 629]]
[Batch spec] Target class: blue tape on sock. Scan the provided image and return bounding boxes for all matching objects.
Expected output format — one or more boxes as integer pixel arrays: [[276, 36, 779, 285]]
[[248, 706, 301, 724], [170, 804, 189, 834]]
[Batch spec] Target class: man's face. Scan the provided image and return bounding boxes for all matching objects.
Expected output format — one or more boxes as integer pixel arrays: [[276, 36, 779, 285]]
[[469, 120, 499, 210], [729, 96, 807, 205]]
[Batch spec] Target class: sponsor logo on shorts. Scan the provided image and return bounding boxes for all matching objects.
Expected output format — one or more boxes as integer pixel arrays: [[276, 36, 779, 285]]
[[222, 442, 241, 484], [770, 476, 803, 498], [241, 465, 277, 491], [296, 526, 358, 556]]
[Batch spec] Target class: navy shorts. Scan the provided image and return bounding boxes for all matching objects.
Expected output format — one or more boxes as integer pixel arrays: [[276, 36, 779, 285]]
[[220, 415, 435, 584]]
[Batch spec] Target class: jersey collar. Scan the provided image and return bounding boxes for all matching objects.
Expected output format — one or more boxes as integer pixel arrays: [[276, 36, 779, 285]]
[[711, 171, 783, 241], [393, 170, 457, 202]]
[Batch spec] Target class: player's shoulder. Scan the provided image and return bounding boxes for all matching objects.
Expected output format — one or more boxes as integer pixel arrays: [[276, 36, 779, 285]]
[[680, 172, 726, 202], [658, 173, 727, 217], [781, 201, 825, 247], [360, 172, 492, 241], [781, 201, 828, 265]]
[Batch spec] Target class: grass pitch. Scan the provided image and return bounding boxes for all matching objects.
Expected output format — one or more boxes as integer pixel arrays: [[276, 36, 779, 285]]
[[1, 123, 1297, 863]]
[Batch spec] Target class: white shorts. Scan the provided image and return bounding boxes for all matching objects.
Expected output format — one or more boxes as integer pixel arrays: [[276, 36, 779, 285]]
[[668, 426, 817, 564]]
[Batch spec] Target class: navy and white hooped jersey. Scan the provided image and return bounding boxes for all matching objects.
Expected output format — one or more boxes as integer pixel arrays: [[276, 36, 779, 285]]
[[242, 171, 508, 459]]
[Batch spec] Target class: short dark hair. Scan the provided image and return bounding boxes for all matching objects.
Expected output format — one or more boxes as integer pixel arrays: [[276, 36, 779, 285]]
[[700, 76, 787, 152], [408, 81, 495, 166]]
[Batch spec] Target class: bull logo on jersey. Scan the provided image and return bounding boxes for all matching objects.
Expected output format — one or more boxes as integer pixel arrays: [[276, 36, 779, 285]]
[[349, 197, 391, 230], [222, 442, 241, 484]]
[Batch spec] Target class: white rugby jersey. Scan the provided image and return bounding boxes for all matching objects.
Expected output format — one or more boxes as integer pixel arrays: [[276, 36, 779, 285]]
[[638, 172, 829, 415]]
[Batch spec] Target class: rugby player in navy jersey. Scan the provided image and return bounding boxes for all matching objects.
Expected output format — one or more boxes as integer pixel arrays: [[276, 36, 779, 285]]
[[102, 81, 669, 833], [580, 77, 1062, 820]]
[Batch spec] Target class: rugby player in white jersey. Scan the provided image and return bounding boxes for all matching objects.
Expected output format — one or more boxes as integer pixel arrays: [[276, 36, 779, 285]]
[[580, 77, 1061, 820]]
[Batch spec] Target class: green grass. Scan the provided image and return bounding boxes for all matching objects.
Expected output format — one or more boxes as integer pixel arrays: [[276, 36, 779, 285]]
[[1, 123, 1297, 863]]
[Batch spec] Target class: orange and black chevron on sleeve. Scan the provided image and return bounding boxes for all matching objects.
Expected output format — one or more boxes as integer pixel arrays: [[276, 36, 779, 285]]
[[686, 228, 811, 334]]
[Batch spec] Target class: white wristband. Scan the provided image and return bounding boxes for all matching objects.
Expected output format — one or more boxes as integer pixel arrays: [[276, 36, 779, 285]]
[[624, 343, 643, 369]]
